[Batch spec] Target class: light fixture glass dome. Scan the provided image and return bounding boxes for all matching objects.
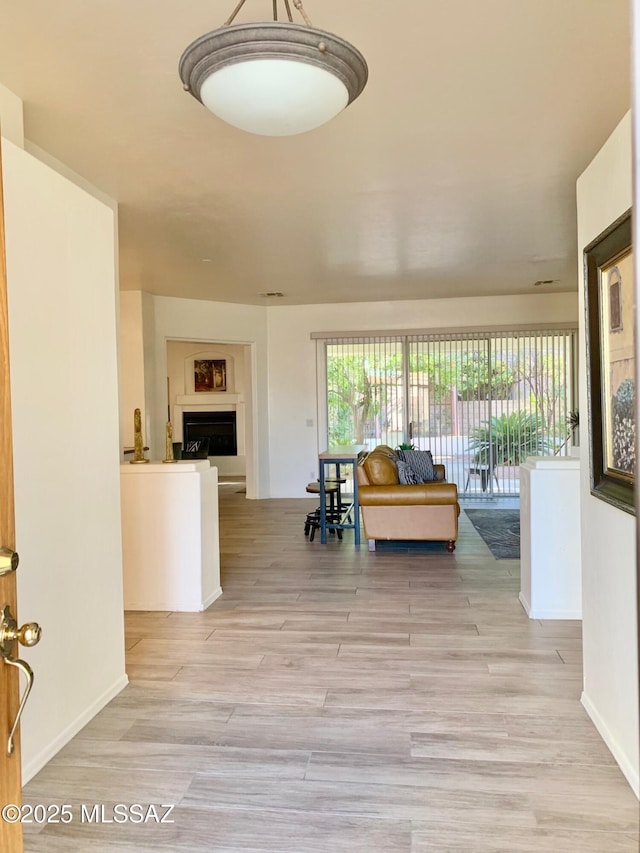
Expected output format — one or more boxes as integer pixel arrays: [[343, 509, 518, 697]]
[[199, 58, 349, 136], [179, 16, 368, 137]]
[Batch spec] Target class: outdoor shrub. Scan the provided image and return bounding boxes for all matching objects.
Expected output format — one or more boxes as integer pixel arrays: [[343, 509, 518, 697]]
[[469, 411, 553, 466]]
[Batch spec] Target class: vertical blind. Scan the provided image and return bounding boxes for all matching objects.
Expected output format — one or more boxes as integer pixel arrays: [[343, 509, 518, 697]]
[[323, 328, 577, 497]]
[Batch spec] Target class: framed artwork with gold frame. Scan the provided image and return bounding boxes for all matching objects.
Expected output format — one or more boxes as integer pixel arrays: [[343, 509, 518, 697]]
[[194, 359, 227, 392], [584, 208, 634, 514]]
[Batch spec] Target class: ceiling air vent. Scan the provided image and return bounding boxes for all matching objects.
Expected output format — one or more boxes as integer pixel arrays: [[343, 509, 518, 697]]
[[259, 292, 285, 298], [533, 279, 559, 287]]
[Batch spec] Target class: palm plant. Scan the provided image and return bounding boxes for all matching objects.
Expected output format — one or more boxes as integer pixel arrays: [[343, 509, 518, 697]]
[[469, 412, 553, 467]]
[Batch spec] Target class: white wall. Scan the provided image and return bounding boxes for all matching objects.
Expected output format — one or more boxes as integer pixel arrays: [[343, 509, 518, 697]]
[[135, 294, 270, 499], [2, 139, 127, 782], [119, 291, 147, 455], [0, 83, 23, 148], [266, 293, 578, 497], [576, 111, 638, 795]]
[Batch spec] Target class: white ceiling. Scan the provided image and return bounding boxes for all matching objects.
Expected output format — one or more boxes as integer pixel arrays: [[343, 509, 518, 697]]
[[0, 0, 631, 306]]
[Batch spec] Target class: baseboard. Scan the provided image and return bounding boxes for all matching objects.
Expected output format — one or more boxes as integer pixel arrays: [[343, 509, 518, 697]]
[[518, 592, 581, 620], [125, 593, 221, 612], [201, 586, 223, 610], [581, 691, 640, 798], [518, 591, 531, 616], [528, 607, 582, 620], [22, 673, 129, 785]]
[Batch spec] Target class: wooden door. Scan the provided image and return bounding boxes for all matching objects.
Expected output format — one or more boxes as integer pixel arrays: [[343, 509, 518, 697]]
[[0, 136, 24, 852]]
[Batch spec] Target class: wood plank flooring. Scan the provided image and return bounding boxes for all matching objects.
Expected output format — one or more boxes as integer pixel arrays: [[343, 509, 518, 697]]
[[23, 496, 639, 852]]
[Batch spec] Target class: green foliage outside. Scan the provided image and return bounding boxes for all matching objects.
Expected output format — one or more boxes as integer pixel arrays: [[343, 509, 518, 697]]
[[517, 344, 569, 434], [409, 351, 516, 403], [326, 341, 571, 449], [327, 352, 403, 444], [468, 412, 553, 466], [327, 349, 518, 444]]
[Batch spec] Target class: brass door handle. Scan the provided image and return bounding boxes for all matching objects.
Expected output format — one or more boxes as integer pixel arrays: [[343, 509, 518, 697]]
[[0, 547, 18, 577], [5, 656, 33, 755], [0, 604, 42, 755]]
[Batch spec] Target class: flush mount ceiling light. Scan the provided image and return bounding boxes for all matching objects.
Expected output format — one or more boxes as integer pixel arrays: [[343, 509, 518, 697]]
[[179, 0, 368, 136]]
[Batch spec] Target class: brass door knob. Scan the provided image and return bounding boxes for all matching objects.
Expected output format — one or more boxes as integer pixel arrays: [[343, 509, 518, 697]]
[[0, 547, 18, 577], [0, 605, 42, 658], [16, 623, 41, 647]]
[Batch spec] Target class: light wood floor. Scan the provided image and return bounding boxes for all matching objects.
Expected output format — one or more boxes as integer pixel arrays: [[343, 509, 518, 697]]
[[23, 495, 639, 852]]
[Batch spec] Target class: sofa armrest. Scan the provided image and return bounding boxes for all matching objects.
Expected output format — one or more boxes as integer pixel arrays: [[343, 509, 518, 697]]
[[434, 464, 446, 481], [359, 483, 458, 506]]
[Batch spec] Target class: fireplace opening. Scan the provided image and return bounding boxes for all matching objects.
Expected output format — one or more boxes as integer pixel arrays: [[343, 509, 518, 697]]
[[183, 411, 237, 456]]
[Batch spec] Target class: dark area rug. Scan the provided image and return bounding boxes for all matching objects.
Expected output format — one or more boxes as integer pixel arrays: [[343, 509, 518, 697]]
[[464, 508, 520, 559]]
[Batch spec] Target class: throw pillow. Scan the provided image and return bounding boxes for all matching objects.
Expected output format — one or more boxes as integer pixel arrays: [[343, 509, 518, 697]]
[[398, 448, 436, 482], [396, 459, 421, 485]]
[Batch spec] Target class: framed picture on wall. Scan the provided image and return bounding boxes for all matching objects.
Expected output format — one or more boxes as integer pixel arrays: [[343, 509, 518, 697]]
[[194, 359, 227, 392], [584, 207, 635, 514]]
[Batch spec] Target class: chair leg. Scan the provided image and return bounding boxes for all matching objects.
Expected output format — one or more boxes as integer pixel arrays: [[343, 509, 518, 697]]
[[368, 539, 376, 552], [446, 540, 456, 553]]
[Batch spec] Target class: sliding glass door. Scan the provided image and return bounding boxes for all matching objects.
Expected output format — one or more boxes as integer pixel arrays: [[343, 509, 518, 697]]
[[326, 336, 406, 449], [323, 328, 577, 498]]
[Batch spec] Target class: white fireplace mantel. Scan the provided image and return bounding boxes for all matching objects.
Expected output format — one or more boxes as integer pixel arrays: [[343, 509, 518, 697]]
[[173, 394, 245, 453], [176, 393, 243, 407]]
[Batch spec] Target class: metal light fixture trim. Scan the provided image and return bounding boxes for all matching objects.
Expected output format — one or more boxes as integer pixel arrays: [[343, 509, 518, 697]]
[[179, 10, 368, 136]]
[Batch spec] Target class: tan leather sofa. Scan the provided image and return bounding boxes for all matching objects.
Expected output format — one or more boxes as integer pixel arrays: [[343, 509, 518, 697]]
[[356, 446, 460, 551]]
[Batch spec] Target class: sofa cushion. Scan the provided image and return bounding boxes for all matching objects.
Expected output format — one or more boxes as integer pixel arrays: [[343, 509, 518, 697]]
[[359, 483, 459, 506], [396, 459, 421, 485], [398, 449, 437, 482], [363, 452, 399, 486], [374, 445, 398, 459]]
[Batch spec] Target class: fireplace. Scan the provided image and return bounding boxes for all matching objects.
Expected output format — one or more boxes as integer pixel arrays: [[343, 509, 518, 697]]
[[183, 411, 237, 456]]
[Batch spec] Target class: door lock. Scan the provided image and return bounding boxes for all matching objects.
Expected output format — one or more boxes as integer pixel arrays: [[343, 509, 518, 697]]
[[0, 604, 42, 755]]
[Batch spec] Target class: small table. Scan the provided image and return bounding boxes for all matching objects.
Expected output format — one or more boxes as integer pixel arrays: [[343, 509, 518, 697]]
[[318, 445, 366, 547]]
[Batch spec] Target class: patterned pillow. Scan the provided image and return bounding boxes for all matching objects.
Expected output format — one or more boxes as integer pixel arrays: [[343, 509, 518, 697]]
[[396, 459, 421, 485], [398, 449, 436, 482]]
